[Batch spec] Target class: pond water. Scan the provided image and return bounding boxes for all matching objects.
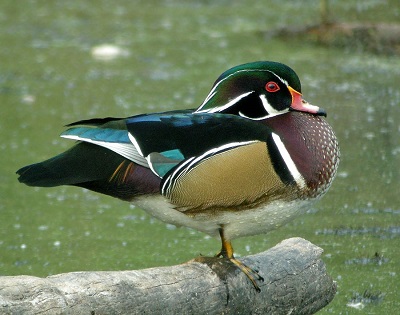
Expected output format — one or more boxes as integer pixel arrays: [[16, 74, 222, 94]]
[[1, 1, 399, 313]]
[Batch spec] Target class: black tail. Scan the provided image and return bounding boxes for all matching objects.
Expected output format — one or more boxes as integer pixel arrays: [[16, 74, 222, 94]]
[[17, 142, 160, 200], [17, 142, 125, 187]]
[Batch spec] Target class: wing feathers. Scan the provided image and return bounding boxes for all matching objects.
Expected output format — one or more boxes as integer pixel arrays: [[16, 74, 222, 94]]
[[61, 127, 148, 168]]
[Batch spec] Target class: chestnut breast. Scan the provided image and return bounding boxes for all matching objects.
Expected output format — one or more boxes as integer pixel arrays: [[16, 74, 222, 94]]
[[265, 111, 340, 199]]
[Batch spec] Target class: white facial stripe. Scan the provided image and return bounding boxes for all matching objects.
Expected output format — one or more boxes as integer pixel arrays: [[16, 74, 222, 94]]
[[196, 71, 239, 111], [271, 133, 306, 188], [238, 95, 289, 120], [199, 91, 217, 108], [259, 94, 289, 116], [196, 91, 254, 113], [271, 73, 288, 87], [196, 68, 287, 112]]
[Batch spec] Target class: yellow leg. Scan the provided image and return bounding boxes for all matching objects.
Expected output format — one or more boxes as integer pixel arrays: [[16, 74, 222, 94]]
[[216, 228, 264, 292]]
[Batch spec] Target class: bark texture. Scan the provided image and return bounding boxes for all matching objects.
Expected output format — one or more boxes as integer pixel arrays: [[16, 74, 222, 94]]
[[0, 237, 336, 314]]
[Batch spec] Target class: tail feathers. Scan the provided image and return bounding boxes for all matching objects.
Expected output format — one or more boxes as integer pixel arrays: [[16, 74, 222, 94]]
[[16, 142, 125, 187], [17, 162, 66, 187]]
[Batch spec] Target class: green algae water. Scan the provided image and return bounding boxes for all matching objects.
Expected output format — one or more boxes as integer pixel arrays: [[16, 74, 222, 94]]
[[1, 1, 399, 313]]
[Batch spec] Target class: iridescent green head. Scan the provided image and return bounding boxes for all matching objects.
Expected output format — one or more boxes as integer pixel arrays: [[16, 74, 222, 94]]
[[196, 61, 325, 119]]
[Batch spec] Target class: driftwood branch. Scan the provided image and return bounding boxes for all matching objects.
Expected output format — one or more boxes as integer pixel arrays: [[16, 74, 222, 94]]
[[0, 237, 336, 314]]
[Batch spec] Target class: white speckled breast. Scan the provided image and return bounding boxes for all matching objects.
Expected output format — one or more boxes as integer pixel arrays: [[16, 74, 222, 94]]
[[265, 112, 340, 199]]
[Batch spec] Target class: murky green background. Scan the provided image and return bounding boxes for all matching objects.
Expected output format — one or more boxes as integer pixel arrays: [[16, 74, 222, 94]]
[[1, 1, 399, 313]]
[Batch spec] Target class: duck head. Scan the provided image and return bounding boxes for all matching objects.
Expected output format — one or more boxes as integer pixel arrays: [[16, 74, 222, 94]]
[[195, 61, 326, 119]]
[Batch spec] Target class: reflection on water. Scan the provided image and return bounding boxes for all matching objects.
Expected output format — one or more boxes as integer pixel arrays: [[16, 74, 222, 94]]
[[0, 1, 399, 313]]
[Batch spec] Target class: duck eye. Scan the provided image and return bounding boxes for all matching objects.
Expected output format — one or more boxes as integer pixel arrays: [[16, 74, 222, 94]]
[[265, 81, 280, 93]]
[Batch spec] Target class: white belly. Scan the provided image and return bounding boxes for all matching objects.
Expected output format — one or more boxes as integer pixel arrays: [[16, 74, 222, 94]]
[[134, 195, 314, 240]]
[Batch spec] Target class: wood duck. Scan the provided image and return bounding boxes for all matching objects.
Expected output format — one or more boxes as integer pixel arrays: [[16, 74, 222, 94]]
[[17, 61, 340, 291]]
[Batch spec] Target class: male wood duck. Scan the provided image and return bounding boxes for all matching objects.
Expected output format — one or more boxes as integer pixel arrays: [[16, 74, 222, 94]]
[[17, 61, 340, 291]]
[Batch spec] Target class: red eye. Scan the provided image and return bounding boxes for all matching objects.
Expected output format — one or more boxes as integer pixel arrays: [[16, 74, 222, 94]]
[[265, 81, 280, 92]]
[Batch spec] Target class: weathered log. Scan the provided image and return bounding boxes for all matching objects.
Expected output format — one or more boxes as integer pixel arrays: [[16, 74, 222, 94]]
[[0, 237, 336, 314]]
